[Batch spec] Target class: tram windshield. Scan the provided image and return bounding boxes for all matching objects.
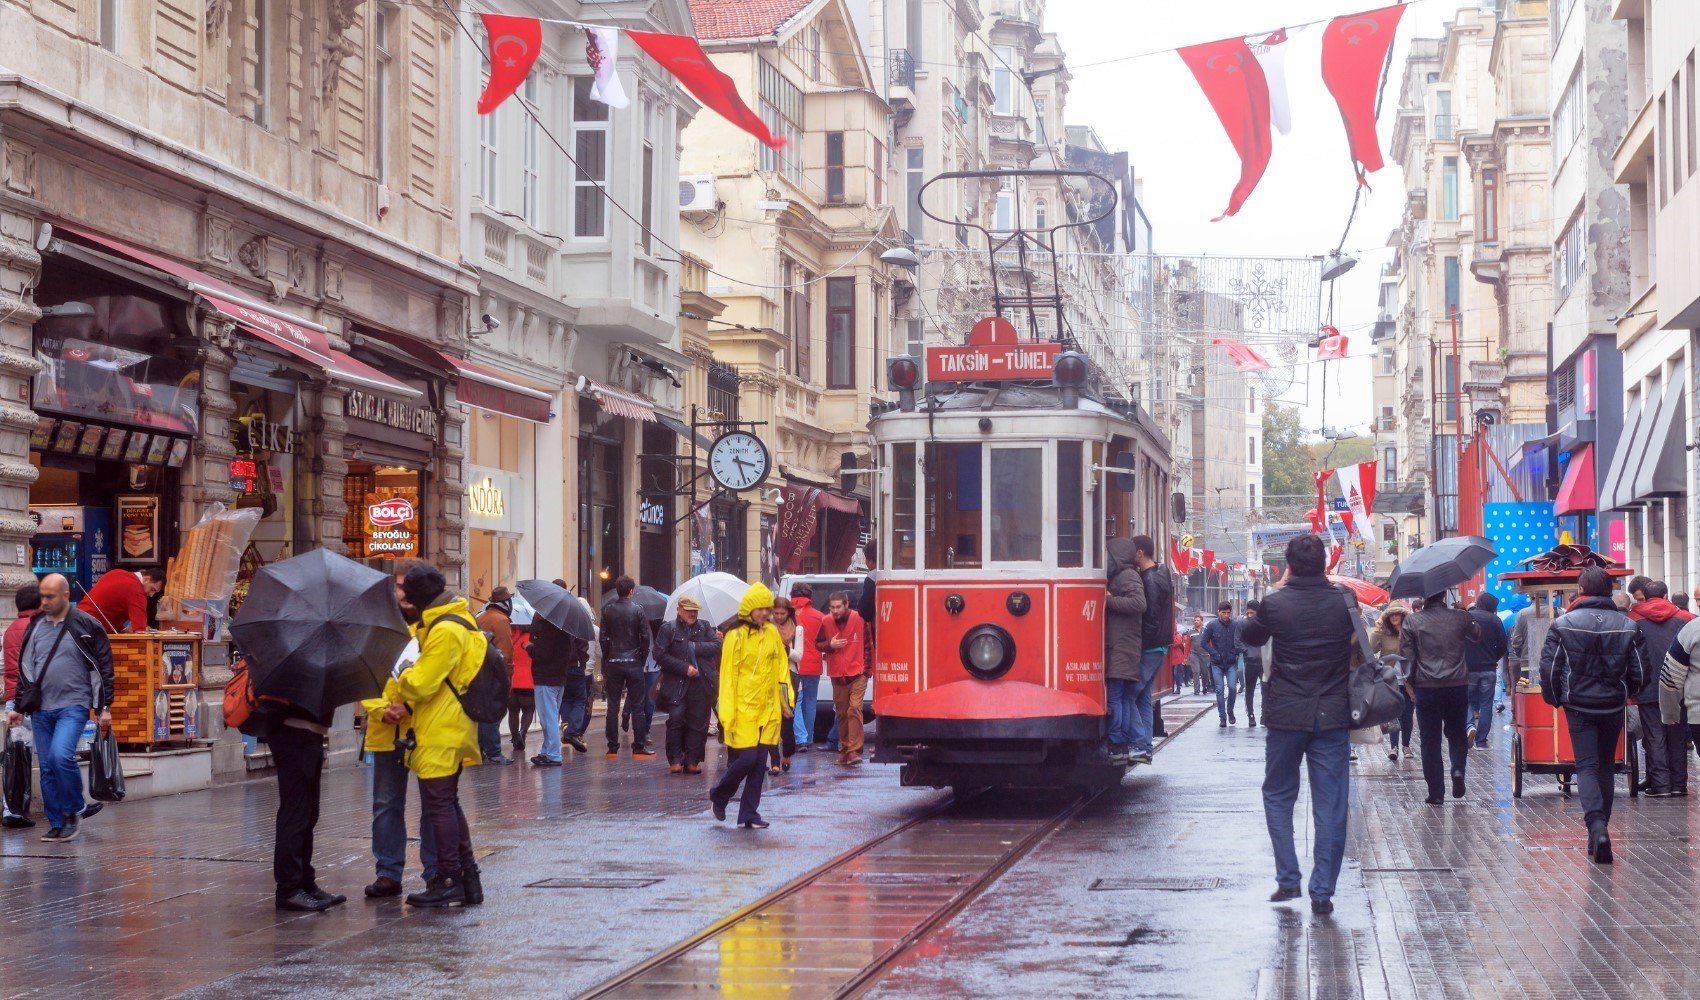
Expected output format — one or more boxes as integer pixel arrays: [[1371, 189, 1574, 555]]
[[891, 439, 1092, 571]]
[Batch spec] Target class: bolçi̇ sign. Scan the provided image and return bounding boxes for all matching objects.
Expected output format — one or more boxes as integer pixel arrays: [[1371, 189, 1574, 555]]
[[365, 494, 418, 555]]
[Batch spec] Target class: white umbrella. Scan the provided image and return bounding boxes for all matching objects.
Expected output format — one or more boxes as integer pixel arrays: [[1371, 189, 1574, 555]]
[[664, 572, 750, 627]]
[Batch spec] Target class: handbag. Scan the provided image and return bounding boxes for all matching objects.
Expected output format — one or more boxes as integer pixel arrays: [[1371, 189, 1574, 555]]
[[1, 727, 33, 825], [88, 726, 126, 802], [1342, 588, 1407, 730]]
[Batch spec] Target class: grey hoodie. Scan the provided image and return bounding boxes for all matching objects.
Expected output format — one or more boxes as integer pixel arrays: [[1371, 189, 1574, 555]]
[[1105, 538, 1147, 681]]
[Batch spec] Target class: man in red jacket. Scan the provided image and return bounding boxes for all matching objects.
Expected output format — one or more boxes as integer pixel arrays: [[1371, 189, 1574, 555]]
[[815, 591, 868, 765], [79, 568, 164, 633], [789, 584, 826, 750]]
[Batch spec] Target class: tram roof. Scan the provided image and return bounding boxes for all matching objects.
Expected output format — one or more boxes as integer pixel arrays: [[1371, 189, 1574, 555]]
[[872, 382, 1170, 453]]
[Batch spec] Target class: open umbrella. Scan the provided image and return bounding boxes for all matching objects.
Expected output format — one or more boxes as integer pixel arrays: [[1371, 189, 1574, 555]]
[[664, 572, 750, 627], [1387, 535, 1498, 600], [1328, 575, 1390, 606], [602, 584, 669, 621], [517, 579, 596, 642], [230, 547, 411, 716]]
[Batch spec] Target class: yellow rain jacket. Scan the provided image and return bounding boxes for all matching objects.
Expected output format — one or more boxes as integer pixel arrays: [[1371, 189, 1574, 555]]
[[360, 638, 419, 753], [394, 597, 486, 778], [717, 584, 793, 750]]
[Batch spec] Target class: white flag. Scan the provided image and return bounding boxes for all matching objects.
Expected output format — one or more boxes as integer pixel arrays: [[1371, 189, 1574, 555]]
[[586, 27, 629, 109], [1247, 27, 1297, 135], [1333, 460, 1379, 546]]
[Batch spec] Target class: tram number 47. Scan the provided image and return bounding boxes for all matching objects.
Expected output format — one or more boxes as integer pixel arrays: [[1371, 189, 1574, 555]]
[[1080, 600, 1099, 621]]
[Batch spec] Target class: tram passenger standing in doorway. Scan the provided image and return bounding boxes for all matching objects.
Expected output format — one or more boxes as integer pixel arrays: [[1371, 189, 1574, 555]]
[[1240, 601, 1264, 727], [1128, 536, 1173, 766], [1202, 602, 1241, 727], [1104, 537, 1147, 764]]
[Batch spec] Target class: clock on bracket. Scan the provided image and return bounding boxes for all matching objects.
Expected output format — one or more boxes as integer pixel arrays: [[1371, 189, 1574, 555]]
[[708, 430, 771, 492]]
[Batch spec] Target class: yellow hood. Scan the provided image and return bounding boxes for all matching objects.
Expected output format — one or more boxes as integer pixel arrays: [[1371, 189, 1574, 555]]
[[738, 583, 775, 619]]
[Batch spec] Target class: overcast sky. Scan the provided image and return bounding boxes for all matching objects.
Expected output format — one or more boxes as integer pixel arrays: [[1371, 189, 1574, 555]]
[[1049, 0, 1454, 437]]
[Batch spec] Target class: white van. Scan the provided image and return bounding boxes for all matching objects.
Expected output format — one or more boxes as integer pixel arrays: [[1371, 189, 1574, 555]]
[[776, 572, 873, 738]]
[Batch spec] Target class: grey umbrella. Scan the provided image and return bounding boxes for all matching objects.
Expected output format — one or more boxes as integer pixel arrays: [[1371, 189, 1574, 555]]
[[516, 579, 597, 642], [230, 547, 412, 716], [1387, 535, 1499, 600]]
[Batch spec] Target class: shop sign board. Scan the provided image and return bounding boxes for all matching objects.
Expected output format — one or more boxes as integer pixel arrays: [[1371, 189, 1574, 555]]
[[365, 491, 420, 556], [116, 495, 160, 565], [347, 389, 439, 438], [925, 342, 1061, 382], [467, 466, 524, 534], [638, 498, 667, 532]]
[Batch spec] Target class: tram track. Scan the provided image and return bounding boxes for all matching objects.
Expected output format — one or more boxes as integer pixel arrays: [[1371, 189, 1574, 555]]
[[575, 699, 1212, 1000]]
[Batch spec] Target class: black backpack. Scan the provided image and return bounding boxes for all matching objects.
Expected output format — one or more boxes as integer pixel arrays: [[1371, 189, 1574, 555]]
[[427, 615, 511, 724]]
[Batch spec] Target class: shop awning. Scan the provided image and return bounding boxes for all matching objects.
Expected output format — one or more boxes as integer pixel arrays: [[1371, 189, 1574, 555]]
[[586, 380, 656, 422], [1631, 383, 1687, 501], [1553, 445, 1596, 516], [1599, 393, 1650, 512], [441, 355, 553, 423], [655, 413, 714, 452], [51, 226, 419, 399]]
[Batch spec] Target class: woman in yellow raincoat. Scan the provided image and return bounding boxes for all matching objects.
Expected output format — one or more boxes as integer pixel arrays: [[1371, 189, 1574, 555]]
[[709, 583, 792, 828]]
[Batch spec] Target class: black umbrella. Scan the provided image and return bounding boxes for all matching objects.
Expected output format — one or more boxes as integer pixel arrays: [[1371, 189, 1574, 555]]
[[602, 584, 670, 621], [230, 548, 411, 716], [1387, 535, 1499, 600], [517, 579, 596, 642]]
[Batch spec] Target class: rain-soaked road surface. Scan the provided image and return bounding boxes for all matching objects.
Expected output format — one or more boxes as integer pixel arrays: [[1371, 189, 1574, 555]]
[[7, 695, 1700, 998]]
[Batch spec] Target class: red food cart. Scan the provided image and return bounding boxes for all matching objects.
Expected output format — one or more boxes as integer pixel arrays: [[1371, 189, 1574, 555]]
[[1502, 567, 1639, 800]]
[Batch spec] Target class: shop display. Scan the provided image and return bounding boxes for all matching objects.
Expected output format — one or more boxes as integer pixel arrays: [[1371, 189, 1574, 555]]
[[229, 542, 265, 617], [33, 330, 201, 436], [166, 438, 189, 468], [116, 495, 159, 564], [122, 432, 148, 463], [51, 421, 80, 453], [100, 428, 128, 462], [162, 504, 262, 624], [30, 418, 53, 450], [28, 504, 112, 591], [108, 633, 202, 746], [145, 435, 170, 465]]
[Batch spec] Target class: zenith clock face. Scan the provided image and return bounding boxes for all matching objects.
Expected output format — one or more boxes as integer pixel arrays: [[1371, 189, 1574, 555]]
[[709, 431, 771, 491]]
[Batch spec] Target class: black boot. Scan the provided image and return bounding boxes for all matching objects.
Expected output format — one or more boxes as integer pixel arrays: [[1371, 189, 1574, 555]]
[[1588, 824, 1613, 865], [406, 877, 467, 908], [462, 867, 484, 906]]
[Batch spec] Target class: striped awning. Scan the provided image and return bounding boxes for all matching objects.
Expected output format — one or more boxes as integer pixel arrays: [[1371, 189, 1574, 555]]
[[586, 381, 657, 423]]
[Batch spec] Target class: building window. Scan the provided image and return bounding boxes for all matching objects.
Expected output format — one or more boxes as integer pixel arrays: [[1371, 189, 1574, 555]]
[[570, 77, 609, 238], [907, 0, 923, 60], [994, 186, 1015, 233], [1248, 436, 1257, 464], [786, 265, 813, 381], [993, 45, 1016, 115], [640, 100, 655, 254], [373, 4, 393, 177], [253, 0, 275, 128], [1035, 200, 1047, 230], [759, 59, 804, 185], [98, 0, 119, 51], [1556, 213, 1584, 301], [826, 277, 856, 389], [479, 60, 499, 207], [1249, 484, 1257, 508], [1378, 347, 1395, 375], [1384, 447, 1397, 482], [906, 147, 925, 235], [1441, 156, 1459, 220], [1443, 354, 1458, 423], [707, 364, 741, 422], [810, 27, 823, 79], [1433, 90, 1452, 140], [826, 132, 846, 203], [1479, 168, 1498, 241], [872, 138, 885, 206], [905, 317, 924, 357], [1443, 255, 1460, 317], [1689, 53, 1698, 180], [1553, 69, 1582, 157], [521, 77, 541, 228], [1659, 94, 1669, 207], [1675, 70, 1687, 186]]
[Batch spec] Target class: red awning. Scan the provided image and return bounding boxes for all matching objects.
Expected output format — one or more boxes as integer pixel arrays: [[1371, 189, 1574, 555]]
[[56, 227, 419, 399], [819, 491, 863, 515], [1554, 444, 1596, 516], [442, 355, 553, 423], [587, 381, 656, 422]]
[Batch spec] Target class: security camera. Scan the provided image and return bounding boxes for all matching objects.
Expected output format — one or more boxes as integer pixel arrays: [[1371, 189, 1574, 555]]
[[481, 313, 500, 332]]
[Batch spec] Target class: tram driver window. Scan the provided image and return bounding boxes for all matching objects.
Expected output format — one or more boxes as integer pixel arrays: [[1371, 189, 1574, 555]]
[[890, 442, 917, 570], [926, 443, 981, 568], [989, 447, 1043, 562]]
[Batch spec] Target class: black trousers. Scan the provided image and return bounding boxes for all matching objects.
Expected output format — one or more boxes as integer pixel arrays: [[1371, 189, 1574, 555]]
[[1388, 689, 1415, 750], [1414, 686, 1469, 799], [1638, 703, 1689, 794], [711, 746, 769, 824], [508, 690, 535, 753], [417, 768, 477, 881], [1243, 663, 1262, 720], [269, 723, 324, 897], [605, 670, 651, 751], [666, 677, 713, 766], [1567, 710, 1624, 830]]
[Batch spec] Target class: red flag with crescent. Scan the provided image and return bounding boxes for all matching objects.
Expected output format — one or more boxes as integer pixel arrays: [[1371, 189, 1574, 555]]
[[1212, 338, 1272, 371], [628, 30, 786, 150], [477, 15, 543, 115], [1316, 325, 1349, 360], [1321, 4, 1406, 182], [1177, 36, 1273, 220]]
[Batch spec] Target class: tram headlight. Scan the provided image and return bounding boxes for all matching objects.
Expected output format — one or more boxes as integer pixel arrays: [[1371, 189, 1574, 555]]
[[959, 624, 1016, 680], [887, 356, 921, 412]]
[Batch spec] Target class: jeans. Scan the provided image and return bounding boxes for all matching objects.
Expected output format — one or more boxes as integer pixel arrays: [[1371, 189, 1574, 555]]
[[1466, 672, 1496, 746], [794, 674, 822, 745], [1128, 650, 1164, 755], [1566, 710, 1624, 831], [1213, 663, 1239, 721], [1106, 677, 1136, 748], [533, 685, 565, 762], [371, 748, 437, 883], [269, 722, 324, 897], [833, 675, 869, 758], [1414, 686, 1470, 800], [1388, 689, 1414, 751], [1243, 661, 1262, 721], [605, 670, 651, 752], [563, 674, 590, 739], [477, 720, 503, 761], [1263, 723, 1351, 901], [416, 767, 477, 881], [30, 705, 88, 828], [1638, 702, 1689, 795], [711, 746, 769, 824]]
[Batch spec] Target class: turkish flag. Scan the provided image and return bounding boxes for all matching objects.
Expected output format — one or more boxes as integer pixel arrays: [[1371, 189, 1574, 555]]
[[1201, 549, 1216, 571], [627, 30, 786, 150], [1211, 338, 1272, 371], [1321, 4, 1406, 182], [1178, 36, 1273, 219], [477, 15, 543, 115], [1171, 538, 1190, 572], [1317, 325, 1349, 360], [1334, 460, 1379, 545]]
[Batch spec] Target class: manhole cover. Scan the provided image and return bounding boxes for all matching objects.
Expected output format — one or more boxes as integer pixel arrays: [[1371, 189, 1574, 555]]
[[1089, 877, 1223, 891], [525, 877, 662, 889], [819, 871, 969, 886]]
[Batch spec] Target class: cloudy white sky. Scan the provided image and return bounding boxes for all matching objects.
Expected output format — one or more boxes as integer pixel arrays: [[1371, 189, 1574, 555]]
[[1048, 0, 1455, 435]]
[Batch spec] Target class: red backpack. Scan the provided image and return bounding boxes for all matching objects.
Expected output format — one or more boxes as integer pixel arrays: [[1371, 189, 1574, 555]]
[[222, 657, 290, 734]]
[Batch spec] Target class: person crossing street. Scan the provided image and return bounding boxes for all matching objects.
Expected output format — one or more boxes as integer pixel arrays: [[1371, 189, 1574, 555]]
[[656, 597, 722, 775], [710, 585, 791, 828]]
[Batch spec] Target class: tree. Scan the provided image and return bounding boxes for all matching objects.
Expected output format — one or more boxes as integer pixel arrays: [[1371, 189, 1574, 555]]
[[1262, 402, 1317, 500]]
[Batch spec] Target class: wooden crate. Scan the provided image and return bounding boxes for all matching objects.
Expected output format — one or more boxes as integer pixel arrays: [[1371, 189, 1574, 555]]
[[108, 632, 200, 748]]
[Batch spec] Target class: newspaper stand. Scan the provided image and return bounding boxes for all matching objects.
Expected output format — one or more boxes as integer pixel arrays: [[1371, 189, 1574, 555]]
[[1502, 567, 1638, 800]]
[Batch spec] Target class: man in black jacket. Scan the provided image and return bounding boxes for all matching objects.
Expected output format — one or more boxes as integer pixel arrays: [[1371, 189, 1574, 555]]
[[1627, 580, 1692, 796], [1240, 601, 1264, 727], [1540, 567, 1649, 863], [1201, 602, 1241, 727], [655, 597, 724, 774], [527, 615, 588, 764], [600, 575, 653, 758], [1403, 594, 1482, 803], [1239, 535, 1355, 916], [1464, 592, 1508, 748], [6, 574, 114, 843], [1128, 535, 1174, 765]]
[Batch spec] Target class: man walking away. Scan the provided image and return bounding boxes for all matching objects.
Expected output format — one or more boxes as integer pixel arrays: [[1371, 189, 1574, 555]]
[[1104, 537, 1147, 763], [475, 588, 516, 765], [790, 584, 826, 749], [359, 563, 437, 899], [817, 592, 870, 765], [1, 582, 40, 828], [711, 585, 790, 828], [7, 574, 114, 843], [657, 597, 723, 774], [1541, 568, 1647, 863], [1240, 601, 1264, 727], [1506, 600, 1538, 696], [1129, 536, 1174, 765], [1202, 602, 1241, 727], [600, 576, 654, 759], [1402, 593, 1482, 804], [526, 614, 579, 767], [1464, 593, 1508, 749], [1627, 580, 1690, 796], [1239, 535, 1356, 915]]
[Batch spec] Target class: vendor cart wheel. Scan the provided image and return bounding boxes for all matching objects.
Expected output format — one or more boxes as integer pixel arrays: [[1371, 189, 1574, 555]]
[[1511, 734, 1524, 799], [1559, 771, 1573, 798], [1628, 737, 1641, 799]]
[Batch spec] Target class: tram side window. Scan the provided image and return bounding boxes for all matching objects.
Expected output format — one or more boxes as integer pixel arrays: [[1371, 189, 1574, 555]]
[[1104, 435, 1134, 538], [1058, 440, 1084, 568], [926, 442, 982, 569], [891, 442, 917, 569], [990, 447, 1043, 562]]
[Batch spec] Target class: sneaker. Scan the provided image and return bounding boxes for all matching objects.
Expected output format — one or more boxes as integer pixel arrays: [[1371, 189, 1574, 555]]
[[276, 890, 334, 912], [39, 826, 64, 842], [1466, 725, 1477, 745], [57, 818, 80, 842], [532, 756, 562, 768], [633, 745, 657, 759], [1129, 752, 1153, 765], [567, 736, 588, 753], [605, 749, 621, 759]]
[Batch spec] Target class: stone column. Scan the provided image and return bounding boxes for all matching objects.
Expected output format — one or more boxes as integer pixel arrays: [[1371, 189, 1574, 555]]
[[0, 209, 43, 622], [310, 381, 351, 556], [436, 393, 467, 593]]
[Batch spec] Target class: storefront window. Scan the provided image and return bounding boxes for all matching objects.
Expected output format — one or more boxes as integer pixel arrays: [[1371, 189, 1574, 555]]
[[638, 422, 677, 588], [468, 411, 529, 602], [343, 462, 424, 559], [577, 398, 625, 596]]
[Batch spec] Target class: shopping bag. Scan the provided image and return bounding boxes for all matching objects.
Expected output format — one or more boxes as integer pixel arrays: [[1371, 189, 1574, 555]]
[[88, 727, 126, 802], [1349, 726, 1384, 746], [1341, 588, 1408, 730], [2, 727, 33, 824]]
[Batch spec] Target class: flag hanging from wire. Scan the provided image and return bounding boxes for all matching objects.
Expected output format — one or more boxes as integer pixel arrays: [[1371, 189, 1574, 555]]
[[477, 14, 543, 114], [627, 30, 786, 150], [1321, 4, 1406, 182], [585, 27, 630, 109], [1212, 338, 1273, 371], [1177, 36, 1273, 220], [1316, 325, 1349, 360]]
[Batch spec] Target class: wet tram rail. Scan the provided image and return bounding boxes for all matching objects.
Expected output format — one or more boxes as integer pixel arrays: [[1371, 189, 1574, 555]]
[[576, 699, 1212, 1000]]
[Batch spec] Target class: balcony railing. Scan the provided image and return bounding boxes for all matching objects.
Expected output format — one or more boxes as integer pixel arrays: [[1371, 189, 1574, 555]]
[[1433, 114, 1458, 141], [889, 49, 916, 89]]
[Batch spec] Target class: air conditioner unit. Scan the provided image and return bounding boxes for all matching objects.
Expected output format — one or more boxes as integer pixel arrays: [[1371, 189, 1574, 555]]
[[679, 175, 716, 214]]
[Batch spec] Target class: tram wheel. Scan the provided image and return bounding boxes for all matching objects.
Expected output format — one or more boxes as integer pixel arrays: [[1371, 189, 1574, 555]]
[[1511, 734, 1523, 799]]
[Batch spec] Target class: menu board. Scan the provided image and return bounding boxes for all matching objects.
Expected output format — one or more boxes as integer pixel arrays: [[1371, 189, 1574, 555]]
[[117, 495, 160, 565], [160, 641, 195, 687], [123, 433, 148, 463], [76, 426, 105, 458], [100, 428, 129, 462], [30, 418, 55, 450], [51, 421, 81, 453]]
